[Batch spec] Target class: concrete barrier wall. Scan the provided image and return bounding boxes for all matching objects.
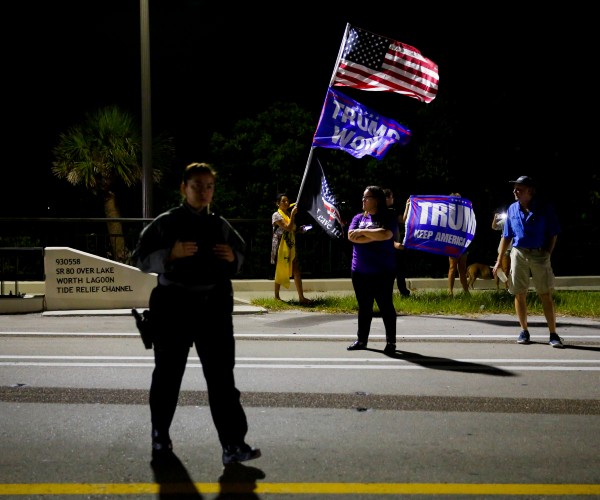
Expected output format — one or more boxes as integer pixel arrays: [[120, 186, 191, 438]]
[[2, 247, 599, 315]]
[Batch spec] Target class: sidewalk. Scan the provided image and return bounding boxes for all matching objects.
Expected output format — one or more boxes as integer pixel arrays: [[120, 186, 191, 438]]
[[3, 276, 599, 316], [232, 276, 600, 301], [231, 276, 600, 316]]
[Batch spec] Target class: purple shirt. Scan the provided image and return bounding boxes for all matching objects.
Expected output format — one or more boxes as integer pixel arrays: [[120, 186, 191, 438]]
[[349, 211, 397, 274]]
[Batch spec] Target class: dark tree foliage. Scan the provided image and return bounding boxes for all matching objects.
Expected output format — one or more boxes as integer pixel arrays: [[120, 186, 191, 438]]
[[207, 102, 316, 219], [203, 97, 600, 277]]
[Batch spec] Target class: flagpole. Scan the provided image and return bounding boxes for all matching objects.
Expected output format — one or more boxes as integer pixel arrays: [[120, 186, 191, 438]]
[[295, 147, 315, 205], [328, 23, 350, 87], [296, 22, 349, 207]]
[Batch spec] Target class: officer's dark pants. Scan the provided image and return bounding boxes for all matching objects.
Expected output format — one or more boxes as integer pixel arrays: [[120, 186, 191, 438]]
[[351, 271, 397, 345], [148, 283, 248, 448]]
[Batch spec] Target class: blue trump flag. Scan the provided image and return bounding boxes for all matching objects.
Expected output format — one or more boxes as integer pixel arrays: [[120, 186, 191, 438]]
[[312, 87, 411, 160], [403, 195, 476, 257]]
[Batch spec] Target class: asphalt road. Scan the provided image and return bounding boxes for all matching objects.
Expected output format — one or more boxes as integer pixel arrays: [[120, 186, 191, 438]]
[[1, 310, 599, 499]]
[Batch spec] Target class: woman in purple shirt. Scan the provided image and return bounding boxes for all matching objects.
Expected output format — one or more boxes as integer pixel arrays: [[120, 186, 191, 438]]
[[347, 185, 398, 355]]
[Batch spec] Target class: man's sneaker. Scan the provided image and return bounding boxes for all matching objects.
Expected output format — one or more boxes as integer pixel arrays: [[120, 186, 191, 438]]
[[222, 443, 261, 465], [517, 330, 530, 344], [549, 333, 564, 348]]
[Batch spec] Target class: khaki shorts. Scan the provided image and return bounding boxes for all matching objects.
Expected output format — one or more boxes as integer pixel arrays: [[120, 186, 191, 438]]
[[509, 247, 555, 295]]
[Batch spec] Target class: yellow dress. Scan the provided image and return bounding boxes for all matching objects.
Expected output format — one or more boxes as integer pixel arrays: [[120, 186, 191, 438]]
[[272, 208, 295, 288]]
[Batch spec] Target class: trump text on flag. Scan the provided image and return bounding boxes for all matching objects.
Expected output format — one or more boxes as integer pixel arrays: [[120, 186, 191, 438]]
[[312, 87, 411, 160], [403, 196, 476, 258]]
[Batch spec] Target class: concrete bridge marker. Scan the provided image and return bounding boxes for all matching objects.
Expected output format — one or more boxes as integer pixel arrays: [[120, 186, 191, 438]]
[[44, 247, 156, 311]]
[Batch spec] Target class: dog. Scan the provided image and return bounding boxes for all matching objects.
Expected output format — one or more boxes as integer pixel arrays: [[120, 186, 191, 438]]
[[466, 263, 500, 290]]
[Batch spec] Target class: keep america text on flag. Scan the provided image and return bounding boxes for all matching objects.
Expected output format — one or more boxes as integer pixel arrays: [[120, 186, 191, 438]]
[[403, 195, 476, 257]]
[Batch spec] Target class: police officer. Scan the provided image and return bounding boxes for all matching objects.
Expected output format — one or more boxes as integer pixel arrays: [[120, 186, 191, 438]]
[[132, 162, 261, 465]]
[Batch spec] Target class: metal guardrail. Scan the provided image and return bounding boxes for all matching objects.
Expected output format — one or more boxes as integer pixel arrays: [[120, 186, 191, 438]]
[[0, 247, 45, 296], [0, 218, 361, 284], [3, 217, 598, 285]]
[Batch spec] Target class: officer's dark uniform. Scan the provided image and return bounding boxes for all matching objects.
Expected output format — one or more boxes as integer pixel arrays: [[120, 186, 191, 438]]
[[132, 201, 249, 453]]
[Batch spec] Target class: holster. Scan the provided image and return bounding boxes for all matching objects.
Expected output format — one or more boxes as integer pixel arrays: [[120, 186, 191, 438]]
[[131, 308, 154, 349]]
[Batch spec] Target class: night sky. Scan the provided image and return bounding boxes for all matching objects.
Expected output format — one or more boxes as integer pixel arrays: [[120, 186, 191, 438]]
[[2, 1, 594, 217]]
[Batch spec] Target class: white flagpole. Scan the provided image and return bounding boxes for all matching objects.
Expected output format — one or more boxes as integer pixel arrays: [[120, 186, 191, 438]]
[[297, 23, 350, 205], [295, 147, 315, 206], [328, 23, 350, 87]]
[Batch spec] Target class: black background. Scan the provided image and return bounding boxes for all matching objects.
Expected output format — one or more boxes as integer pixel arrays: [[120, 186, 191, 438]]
[[2, 1, 594, 219]]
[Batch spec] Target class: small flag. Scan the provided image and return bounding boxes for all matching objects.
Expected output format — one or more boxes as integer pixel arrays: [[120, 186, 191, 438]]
[[297, 154, 344, 239], [403, 195, 476, 257], [312, 87, 411, 160], [333, 24, 439, 103]]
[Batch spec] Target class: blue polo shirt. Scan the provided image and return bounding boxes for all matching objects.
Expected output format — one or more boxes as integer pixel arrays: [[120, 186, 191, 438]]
[[503, 199, 560, 249]]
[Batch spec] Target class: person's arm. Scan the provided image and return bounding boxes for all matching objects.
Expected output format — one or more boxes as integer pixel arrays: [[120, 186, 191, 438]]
[[348, 227, 393, 243], [350, 210, 396, 243], [491, 214, 499, 230], [492, 236, 512, 276], [132, 215, 175, 274], [492, 212, 505, 231], [273, 206, 297, 232], [402, 198, 410, 222], [364, 228, 393, 240], [347, 214, 362, 242]]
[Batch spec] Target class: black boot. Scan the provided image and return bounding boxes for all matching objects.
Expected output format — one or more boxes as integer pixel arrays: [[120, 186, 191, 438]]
[[151, 429, 173, 458]]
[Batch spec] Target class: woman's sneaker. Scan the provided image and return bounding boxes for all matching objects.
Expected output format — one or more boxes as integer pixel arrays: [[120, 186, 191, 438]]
[[549, 333, 564, 348], [517, 330, 530, 344]]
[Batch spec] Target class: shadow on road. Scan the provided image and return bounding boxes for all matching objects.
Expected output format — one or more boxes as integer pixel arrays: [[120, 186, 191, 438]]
[[151, 452, 203, 499], [215, 462, 266, 499], [527, 342, 600, 352], [150, 452, 266, 499], [376, 348, 516, 376]]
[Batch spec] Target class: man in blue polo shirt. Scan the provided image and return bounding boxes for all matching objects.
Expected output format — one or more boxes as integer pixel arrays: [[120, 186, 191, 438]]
[[493, 176, 563, 347]]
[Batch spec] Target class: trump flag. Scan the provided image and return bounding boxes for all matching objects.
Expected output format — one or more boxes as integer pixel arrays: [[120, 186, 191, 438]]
[[403, 195, 476, 257], [297, 154, 344, 239], [312, 87, 411, 160]]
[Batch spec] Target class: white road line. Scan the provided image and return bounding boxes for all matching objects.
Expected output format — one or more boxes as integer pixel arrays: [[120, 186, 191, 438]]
[[1, 355, 600, 364], [1, 332, 600, 340], [1, 361, 600, 371]]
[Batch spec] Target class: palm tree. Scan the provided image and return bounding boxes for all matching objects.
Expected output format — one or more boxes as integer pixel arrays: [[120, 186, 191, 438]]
[[52, 105, 173, 261]]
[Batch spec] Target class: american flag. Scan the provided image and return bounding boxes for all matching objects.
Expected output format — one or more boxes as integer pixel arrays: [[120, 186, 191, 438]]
[[321, 174, 342, 225], [333, 25, 439, 103]]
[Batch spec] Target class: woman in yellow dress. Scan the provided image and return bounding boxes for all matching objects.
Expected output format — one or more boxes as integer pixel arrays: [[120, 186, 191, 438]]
[[271, 193, 311, 304]]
